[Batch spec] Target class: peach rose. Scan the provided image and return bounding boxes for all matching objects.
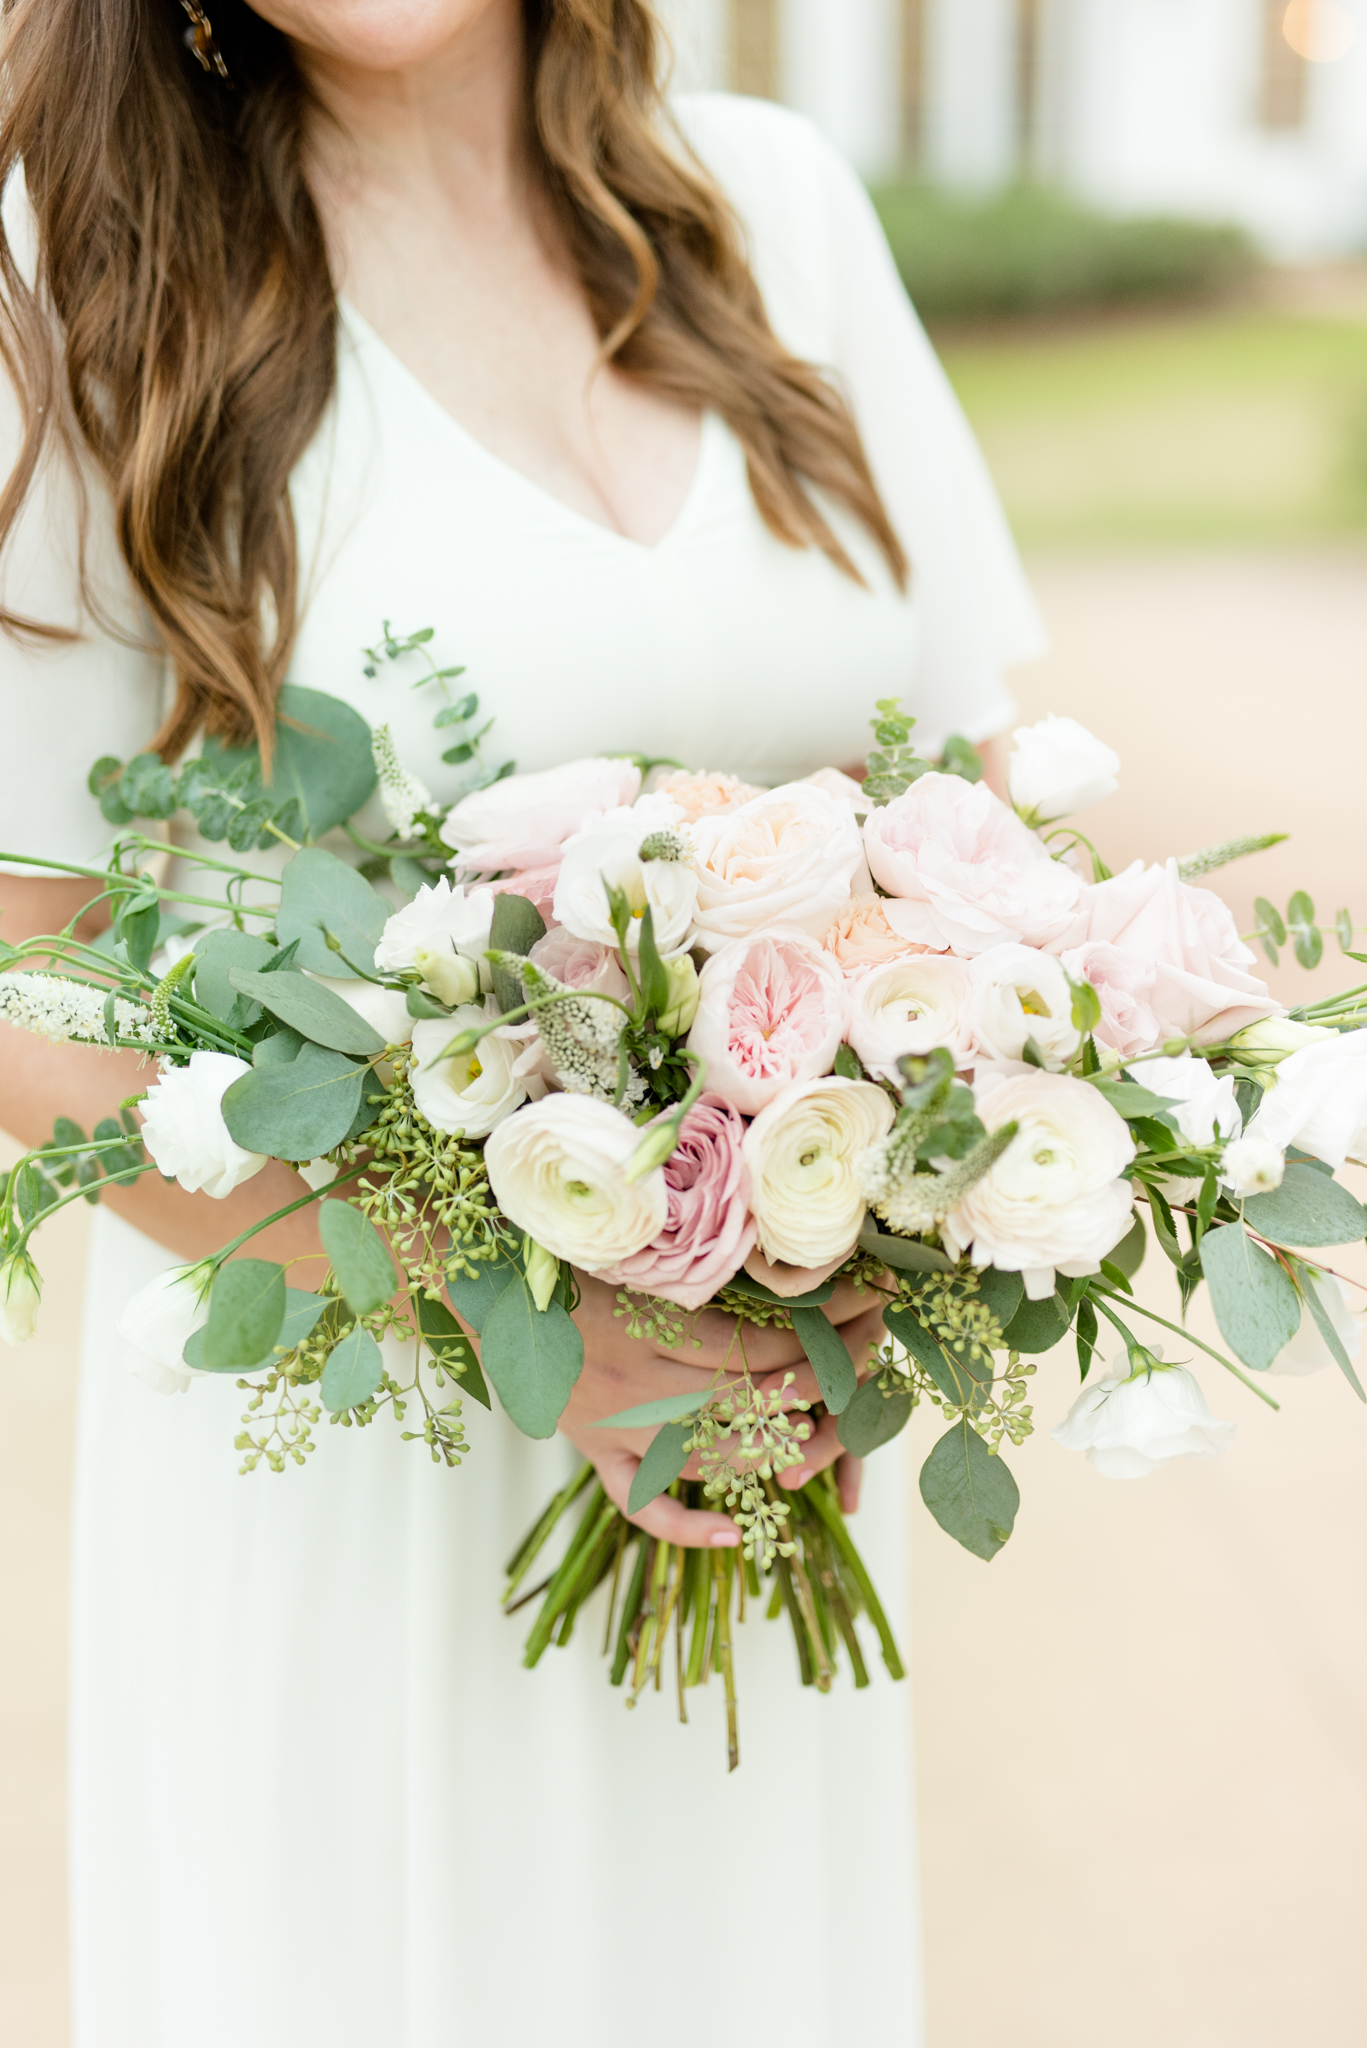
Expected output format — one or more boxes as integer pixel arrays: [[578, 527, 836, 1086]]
[[652, 770, 766, 822], [823, 892, 928, 974]]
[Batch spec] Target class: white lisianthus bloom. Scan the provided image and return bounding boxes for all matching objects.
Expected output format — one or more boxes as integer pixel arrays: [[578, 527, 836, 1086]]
[[942, 1071, 1135, 1299], [139, 1052, 269, 1199], [1271, 1272, 1365, 1377], [1008, 714, 1119, 826], [967, 943, 1081, 1070], [742, 1076, 895, 1270], [117, 1263, 214, 1396], [1051, 1350, 1235, 1478], [410, 1007, 527, 1139], [1220, 1132, 1285, 1198], [308, 974, 414, 1048], [1227, 1016, 1336, 1071], [373, 878, 495, 999], [846, 953, 975, 1080], [553, 797, 697, 957], [484, 1094, 669, 1269], [1242, 1028, 1367, 1173], [690, 783, 864, 952], [442, 757, 642, 872], [0, 1252, 41, 1345]]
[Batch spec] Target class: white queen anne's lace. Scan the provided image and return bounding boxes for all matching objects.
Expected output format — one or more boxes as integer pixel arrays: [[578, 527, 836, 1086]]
[[0, 971, 156, 1047]]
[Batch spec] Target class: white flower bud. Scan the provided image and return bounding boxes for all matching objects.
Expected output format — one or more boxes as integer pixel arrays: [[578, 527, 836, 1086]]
[[658, 954, 701, 1038], [0, 1252, 41, 1345], [1220, 1132, 1285, 1197], [412, 944, 481, 1008], [1228, 1017, 1336, 1070], [523, 1237, 560, 1313], [1008, 714, 1119, 826]]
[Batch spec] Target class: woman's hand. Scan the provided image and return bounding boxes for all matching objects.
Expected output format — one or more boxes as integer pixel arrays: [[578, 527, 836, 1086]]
[[558, 1272, 886, 1549]]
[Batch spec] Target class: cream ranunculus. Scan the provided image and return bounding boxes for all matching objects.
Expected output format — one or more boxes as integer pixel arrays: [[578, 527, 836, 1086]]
[[117, 1263, 214, 1396], [552, 799, 698, 958], [864, 773, 1084, 955], [941, 1071, 1135, 1299], [409, 1007, 527, 1138], [686, 928, 848, 1115], [0, 1252, 41, 1345], [1008, 714, 1119, 826], [846, 953, 975, 1080], [690, 783, 864, 953], [483, 1094, 669, 1270], [1051, 1350, 1234, 1478], [139, 1052, 269, 1199], [373, 878, 495, 1001], [742, 1076, 895, 1270], [1242, 1028, 1367, 1173], [967, 943, 1081, 1070], [441, 757, 642, 873]]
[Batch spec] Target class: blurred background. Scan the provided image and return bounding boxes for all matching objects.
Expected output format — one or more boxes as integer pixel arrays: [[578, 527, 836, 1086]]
[[4, 2, 1367, 2043]]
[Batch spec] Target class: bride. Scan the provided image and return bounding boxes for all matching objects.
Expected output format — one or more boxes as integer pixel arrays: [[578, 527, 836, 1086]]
[[0, 2, 1041, 2042]]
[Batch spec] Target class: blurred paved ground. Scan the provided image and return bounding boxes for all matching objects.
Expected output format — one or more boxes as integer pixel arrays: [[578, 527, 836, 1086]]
[[2, 546, 1365, 2046]]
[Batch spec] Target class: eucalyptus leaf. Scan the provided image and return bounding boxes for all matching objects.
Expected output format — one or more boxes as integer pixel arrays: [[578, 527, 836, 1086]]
[[1001, 1290, 1071, 1355], [790, 1305, 857, 1413], [1107, 1212, 1147, 1279], [414, 1294, 490, 1409], [203, 1259, 286, 1373], [975, 1267, 1025, 1331], [222, 1041, 365, 1157], [201, 684, 377, 841], [488, 894, 547, 1013], [627, 1419, 695, 1514], [857, 1221, 954, 1274], [1085, 1075, 1178, 1118], [446, 1256, 518, 1336], [1301, 1270, 1367, 1401], [1199, 1221, 1302, 1371], [1242, 1163, 1367, 1248], [320, 1324, 386, 1412], [721, 1272, 836, 1309], [192, 929, 274, 1024], [226, 967, 386, 1057], [919, 1422, 1019, 1561], [253, 1026, 306, 1067], [838, 1377, 914, 1456], [185, 1286, 325, 1373], [318, 1199, 397, 1315], [480, 1277, 583, 1437], [276, 847, 391, 979], [596, 1390, 711, 1430]]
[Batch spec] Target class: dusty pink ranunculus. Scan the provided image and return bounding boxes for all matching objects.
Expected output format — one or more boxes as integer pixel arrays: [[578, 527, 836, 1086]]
[[823, 892, 929, 974], [442, 757, 642, 873], [1058, 940, 1163, 1061], [1058, 860, 1278, 1046], [686, 928, 847, 1115], [652, 769, 766, 822], [864, 772, 1083, 955], [595, 1095, 756, 1311]]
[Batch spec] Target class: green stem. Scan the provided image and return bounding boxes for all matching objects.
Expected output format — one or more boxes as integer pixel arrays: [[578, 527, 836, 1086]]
[[504, 1459, 595, 1594], [713, 1549, 739, 1773], [205, 1162, 369, 1270], [1091, 1283, 1281, 1409], [800, 1471, 906, 1681], [11, 1159, 159, 1254]]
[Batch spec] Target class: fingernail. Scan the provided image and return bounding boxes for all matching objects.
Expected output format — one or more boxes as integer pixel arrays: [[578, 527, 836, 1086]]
[[778, 1469, 806, 1490], [709, 1529, 741, 1548]]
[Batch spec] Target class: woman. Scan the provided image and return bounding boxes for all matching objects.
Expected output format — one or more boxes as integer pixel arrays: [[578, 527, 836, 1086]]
[[0, 2, 1042, 2042]]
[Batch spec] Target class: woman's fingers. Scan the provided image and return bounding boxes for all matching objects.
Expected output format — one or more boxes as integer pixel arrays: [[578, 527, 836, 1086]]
[[837, 1452, 863, 1514], [590, 1444, 740, 1549], [777, 1409, 844, 1487]]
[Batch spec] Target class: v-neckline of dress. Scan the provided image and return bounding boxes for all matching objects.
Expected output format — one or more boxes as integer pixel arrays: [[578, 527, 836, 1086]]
[[339, 297, 719, 558]]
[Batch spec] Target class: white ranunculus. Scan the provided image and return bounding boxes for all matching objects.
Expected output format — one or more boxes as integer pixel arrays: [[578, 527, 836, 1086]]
[[1220, 1132, 1285, 1198], [967, 943, 1081, 1070], [308, 974, 414, 1048], [690, 783, 865, 953], [410, 1007, 527, 1139], [442, 757, 643, 873], [942, 1071, 1135, 1299], [373, 878, 495, 998], [484, 1094, 669, 1269], [1227, 1016, 1336, 1072], [1271, 1272, 1365, 1377], [846, 952, 975, 1080], [139, 1052, 269, 1199], [686, 927, 848, 1115], [1008, 714, 1119, 826], [1051, 1351, 1235, 1478], [742, 1076, 895, 1270], [1242, 1029, 1367, 1173], [553, 799, 698, 958], [0, 1252, 41, 1345], [118, 1263, 214, 1396]]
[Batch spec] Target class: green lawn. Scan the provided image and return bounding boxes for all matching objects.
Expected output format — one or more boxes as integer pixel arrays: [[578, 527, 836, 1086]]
[[936, 305, 1367, 548]]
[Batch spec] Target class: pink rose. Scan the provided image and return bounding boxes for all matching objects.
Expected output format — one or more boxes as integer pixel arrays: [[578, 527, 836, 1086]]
[[526, 926, 631, 1003], [864, 772, 1083, 955], [596, 1095, 757, 1311], [823, 892, 928, 974], [441, 757, 642, 873], [652, 769, 766, 822], [1058, 860, 1278, 1046], [690, 783, 864, 952], [686, 928, 847, 1115], [1059, 941, 1162, 1061]]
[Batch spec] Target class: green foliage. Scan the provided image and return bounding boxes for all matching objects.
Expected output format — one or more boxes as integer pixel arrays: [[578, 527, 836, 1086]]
[[446, 1255, 517, 1335], [627, 1419, 695, 1514], [320, 1324, 386, 1412], [226, 967, 387, 1057], [1108, 1212, 1148, 1279], [1254, 896, 1287, 965], [1301, 1274, 1367, 1401], [837, 1376, 915, 1455], [487, 892, 547, 1012], [862, 697, 932, 806], [204, 1260, 286, 1373], [275, 847, 392, 979], [857, 1220, 954, 1274], [721, 1272, 835, 1311], [789, 1305, 857, 1413], [192, 931, 274, 1025], [318, 1199, 398, 1315], [186, 1285, 325, 1373], [870, 180, 1257, 325], [414, 1293, 490, 1409], [1084, 1075, 1177, 1118], [919, 1421, 1020, 1561], [1001, 1289, 1071, 1354], [1286, 890, 1323, 970], [1199, 1221, 1302, 1370], [1243, 1164, 1367, 1249], [222, 1041, 368, 1158], [480, 1276, 584, 1437]]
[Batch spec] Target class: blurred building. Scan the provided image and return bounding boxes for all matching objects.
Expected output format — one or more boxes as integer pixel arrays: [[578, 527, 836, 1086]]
[[663, 0, 1367, 255]]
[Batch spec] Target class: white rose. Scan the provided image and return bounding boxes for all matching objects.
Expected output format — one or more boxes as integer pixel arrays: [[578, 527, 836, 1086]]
[[1008, 714, 1119, 826], [0, 1252, 40, 1345], [1140, 1053, 1243, 1204], [1243, 1028, 1367, 1173], [942, 1071, 1135, 1299], [442, 757, 643, 872], [1271, 1271, 1365, 1377], [117, 1263, 214, 1396], [864, 773, 1083, 955], [690, 783, 864, 953], [1051, 1351, 1234, 1478], [742, 1076, 895, 1270], [686, 928, 848, 1115], [1220, 1132, 1285, 1198], [373, 878, 495, 1000], [307, 974, 414, 1048], [139, 1051, 269, 1199], [410, 1007, 527, 1139], [847, 953, 975, 1080], [552, 799, 698, 958], [967, 943, 1081, 1070], [484, 1094, 669, 1269]]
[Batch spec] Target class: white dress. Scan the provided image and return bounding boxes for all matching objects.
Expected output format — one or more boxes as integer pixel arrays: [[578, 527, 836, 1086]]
[[2, 96, 1041, 2048]]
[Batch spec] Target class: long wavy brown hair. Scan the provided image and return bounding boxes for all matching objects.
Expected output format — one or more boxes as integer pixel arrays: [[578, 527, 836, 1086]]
[[0, 0, 907, 759]]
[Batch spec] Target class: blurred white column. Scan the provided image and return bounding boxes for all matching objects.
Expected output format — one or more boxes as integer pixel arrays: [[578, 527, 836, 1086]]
[[923, 0, 1021, 187], [779, 0, 902, 175]]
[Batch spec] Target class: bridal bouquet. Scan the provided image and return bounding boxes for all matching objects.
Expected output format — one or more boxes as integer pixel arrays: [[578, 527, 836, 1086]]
[[4, 627, 1366, 1765]]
